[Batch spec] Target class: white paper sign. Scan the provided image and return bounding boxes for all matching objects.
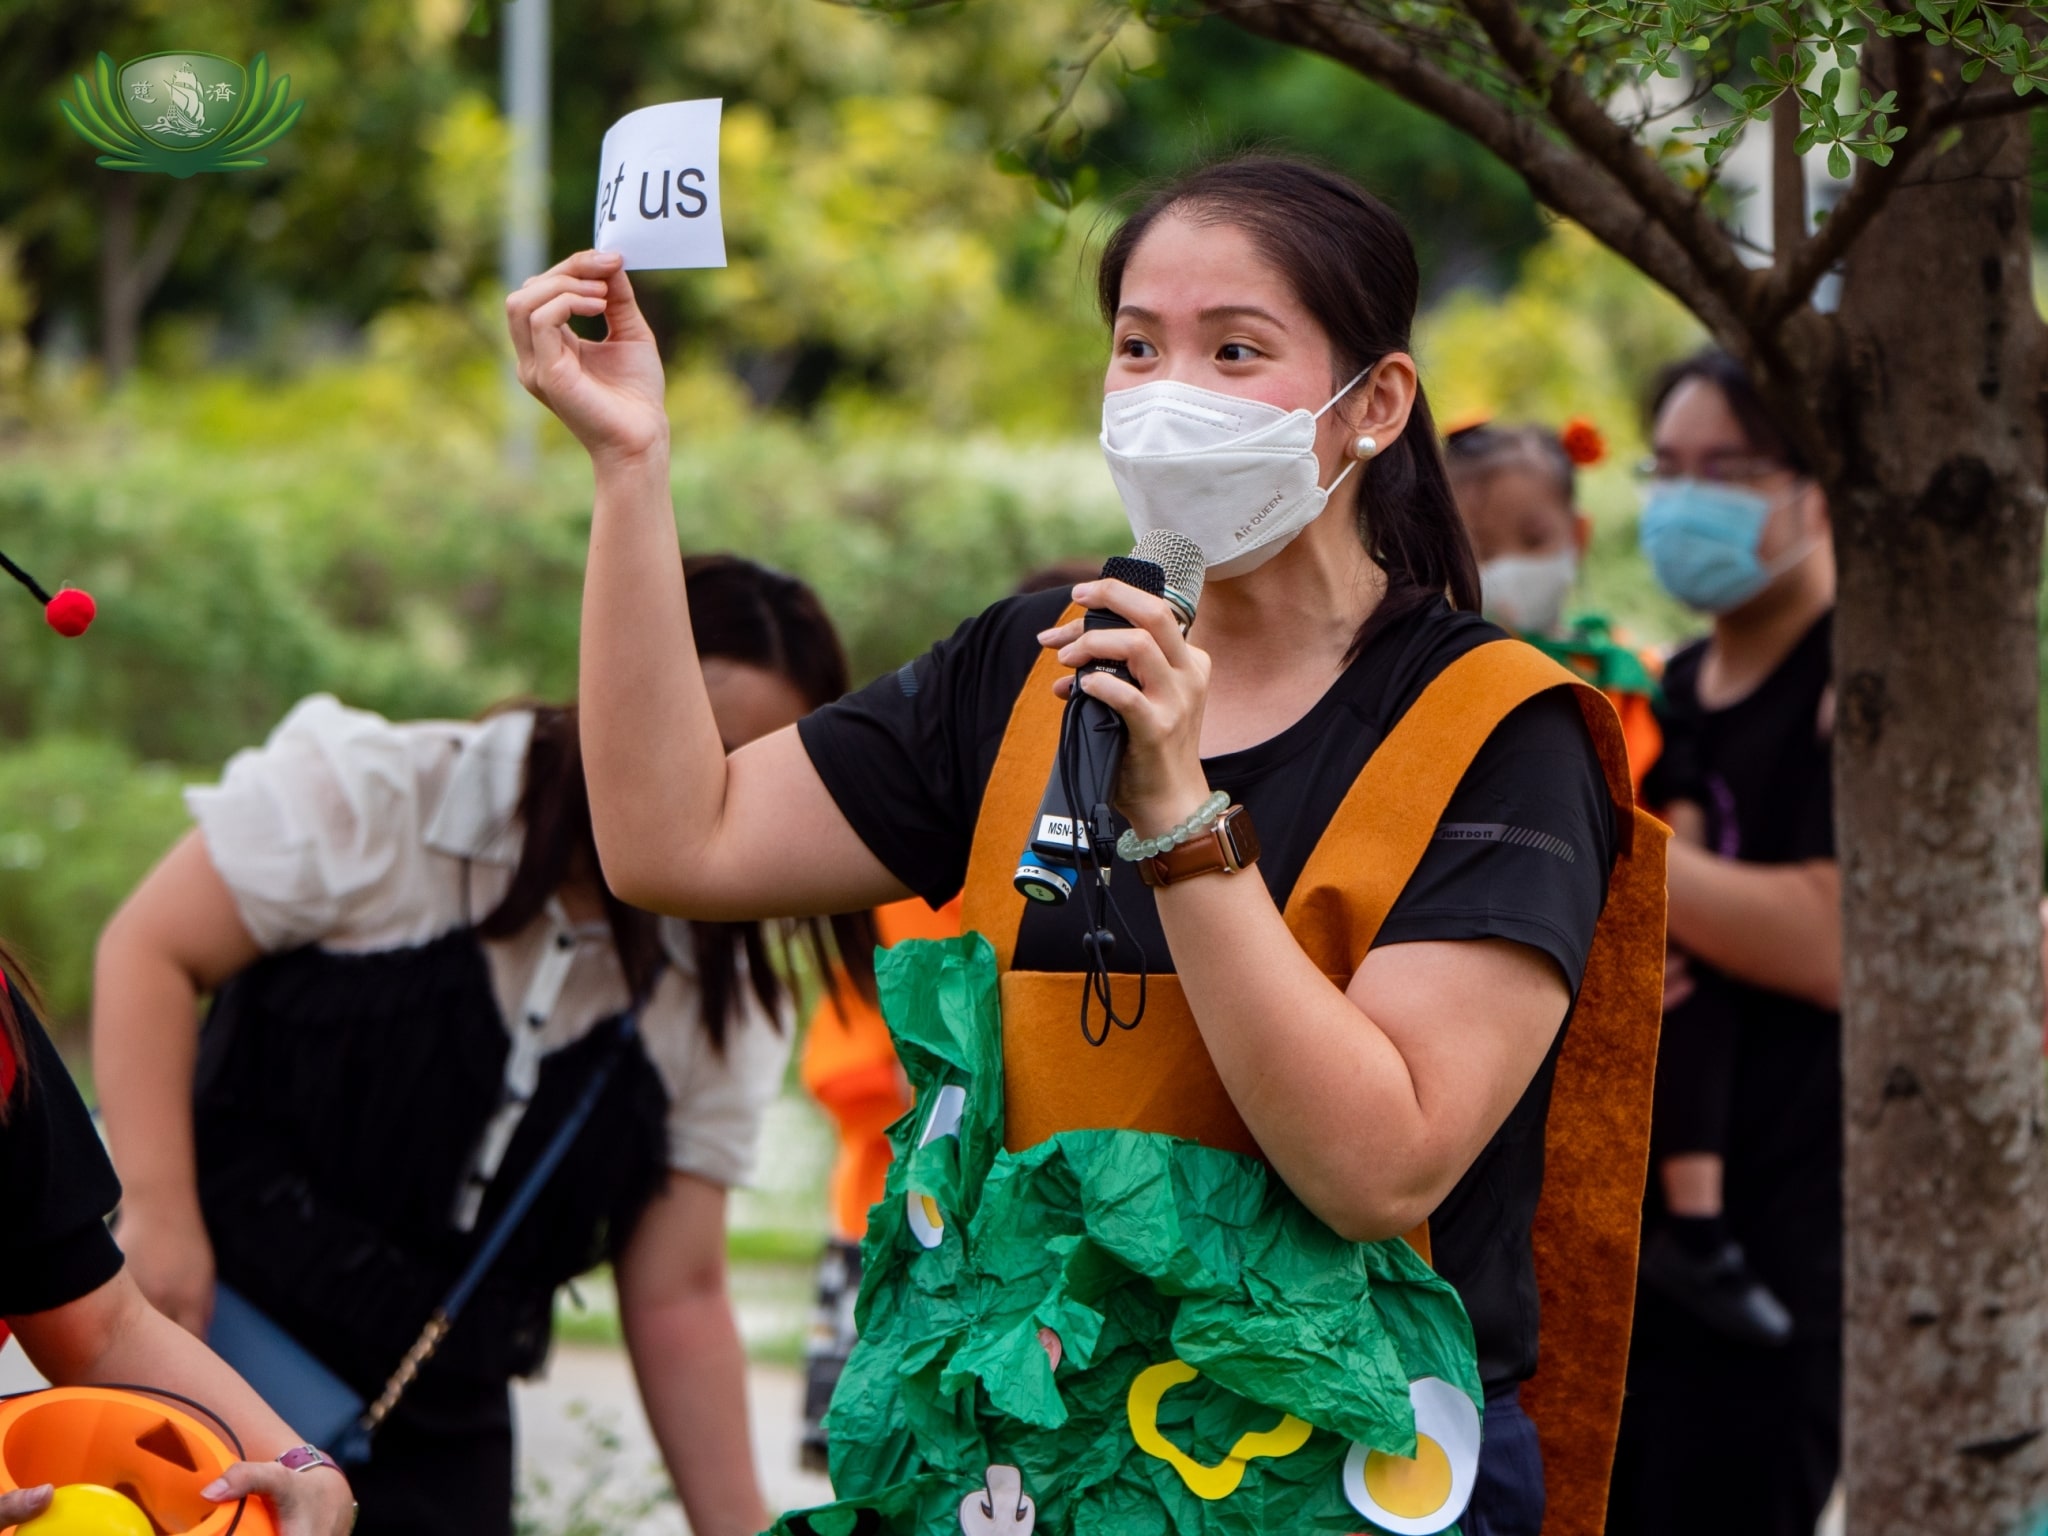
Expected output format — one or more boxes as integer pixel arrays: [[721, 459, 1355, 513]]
[[592, 99, 726, 270]]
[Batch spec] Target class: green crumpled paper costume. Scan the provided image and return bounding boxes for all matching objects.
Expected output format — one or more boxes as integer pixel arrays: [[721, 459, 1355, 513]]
[[766, 935, 1483, 1536]]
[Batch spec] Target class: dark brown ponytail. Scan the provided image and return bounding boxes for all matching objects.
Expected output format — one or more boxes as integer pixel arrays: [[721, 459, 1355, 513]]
[[1096, 155, 1479, 655]]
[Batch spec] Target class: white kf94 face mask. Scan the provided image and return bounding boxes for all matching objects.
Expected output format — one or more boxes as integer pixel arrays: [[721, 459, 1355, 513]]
[[1479, 547, 1578, 637], [1099, 368, 1371, 580]]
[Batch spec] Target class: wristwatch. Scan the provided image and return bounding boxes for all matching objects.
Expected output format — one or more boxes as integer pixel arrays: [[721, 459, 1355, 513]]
[[277, 1445, 343, 1475], [1136, 804, 1260, 887]]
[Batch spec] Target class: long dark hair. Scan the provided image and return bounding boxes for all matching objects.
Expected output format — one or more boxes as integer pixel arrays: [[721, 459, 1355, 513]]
[[478, 555, 878, 1049], [1096, 155, 1480, 655]]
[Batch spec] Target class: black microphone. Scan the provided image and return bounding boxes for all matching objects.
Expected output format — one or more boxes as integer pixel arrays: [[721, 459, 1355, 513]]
[[1013, 530, 1206, 904]]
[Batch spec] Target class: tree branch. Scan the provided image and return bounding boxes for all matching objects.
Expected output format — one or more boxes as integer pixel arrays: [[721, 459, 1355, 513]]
[[1771, 40, 1806, 263], [1756, 37, 1929, 327], [1208, 0, 1750, 340], [1451, 0, 1760, 324], [1930, 86, 2047, 126]]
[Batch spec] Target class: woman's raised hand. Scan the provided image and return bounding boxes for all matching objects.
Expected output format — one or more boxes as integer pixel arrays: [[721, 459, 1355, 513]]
[[506, 250, 668, 465]]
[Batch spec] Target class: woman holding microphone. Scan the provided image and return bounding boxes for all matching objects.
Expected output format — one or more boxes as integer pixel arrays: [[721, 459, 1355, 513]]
[[509, 157, 1664, 1535]]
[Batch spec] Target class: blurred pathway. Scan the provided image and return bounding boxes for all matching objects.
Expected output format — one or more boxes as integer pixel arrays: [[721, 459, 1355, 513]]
[[514, 1346, 833, 1534], [0, 1337, 832, 1536]]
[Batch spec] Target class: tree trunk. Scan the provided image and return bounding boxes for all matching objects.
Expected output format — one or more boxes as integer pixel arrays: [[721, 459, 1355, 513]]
[[98, 175, 200, 386], [1829, 103, 2048, 1534]]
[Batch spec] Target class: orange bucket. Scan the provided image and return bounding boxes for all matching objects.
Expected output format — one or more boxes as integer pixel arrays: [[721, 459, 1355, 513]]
[[0, 1388, 278, 1536]]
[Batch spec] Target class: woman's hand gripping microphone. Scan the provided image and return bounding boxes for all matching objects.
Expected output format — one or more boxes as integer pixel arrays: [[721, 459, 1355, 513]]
[[1040, 579, 1213, 843]]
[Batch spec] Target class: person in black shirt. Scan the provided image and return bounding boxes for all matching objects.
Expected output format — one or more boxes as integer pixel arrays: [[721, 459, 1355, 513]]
[[1608, 351, 1842, 1536], [805, 585, 1611, 1400], [0, 951, 356, 1536], [0, 547, 354, 1536], [509, 157, 1656, 1534]]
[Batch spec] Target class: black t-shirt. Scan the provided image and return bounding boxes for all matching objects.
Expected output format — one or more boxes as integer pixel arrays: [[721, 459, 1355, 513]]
[[0, 981, 125, 1316], [801, 590, 1616, 1386], [1647, 611, 1841, 1331]]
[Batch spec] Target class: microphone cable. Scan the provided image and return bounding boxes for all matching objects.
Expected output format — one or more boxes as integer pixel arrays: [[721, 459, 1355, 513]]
[[1055, 671, 1148, 1046]]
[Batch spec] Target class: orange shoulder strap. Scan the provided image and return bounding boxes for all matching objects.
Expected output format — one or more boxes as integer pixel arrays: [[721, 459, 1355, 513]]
[[1284, 638, 1636, 969], [959, 605, 1078, 965], [1286, 640, 1662, 1536], [1526, 796, 1666, 1536]]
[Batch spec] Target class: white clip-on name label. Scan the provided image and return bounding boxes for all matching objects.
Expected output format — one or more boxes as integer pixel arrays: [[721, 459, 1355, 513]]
[[593, 99, 727, 270]]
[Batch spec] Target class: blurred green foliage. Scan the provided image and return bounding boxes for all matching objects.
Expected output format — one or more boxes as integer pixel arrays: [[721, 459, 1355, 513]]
[[4, 0, 1122, 430], [1081, 15, 1545, 296], [0, 736, 190, 1027], [4, 0, 1561, 432], [0, 211, 1707, 1037], [0, 387, 1130, 767], [0, 0, 1730, 1045]]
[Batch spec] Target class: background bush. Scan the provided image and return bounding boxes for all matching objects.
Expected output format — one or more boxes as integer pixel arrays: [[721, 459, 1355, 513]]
[[0, 219, 1707, 1044]]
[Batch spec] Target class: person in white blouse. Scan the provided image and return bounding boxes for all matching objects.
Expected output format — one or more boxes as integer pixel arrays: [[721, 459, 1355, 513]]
[[91, 555, 876, 1536]]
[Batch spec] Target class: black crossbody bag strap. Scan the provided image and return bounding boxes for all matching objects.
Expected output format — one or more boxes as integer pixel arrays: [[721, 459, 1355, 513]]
[[355, 999, 647, 1442]]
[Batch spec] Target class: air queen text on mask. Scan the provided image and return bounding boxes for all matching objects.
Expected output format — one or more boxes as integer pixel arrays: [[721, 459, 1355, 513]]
[[1099, 369, 1370, 579]]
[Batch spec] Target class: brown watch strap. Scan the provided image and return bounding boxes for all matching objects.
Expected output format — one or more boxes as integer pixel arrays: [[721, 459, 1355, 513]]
[[1137, 804, 1261, 887]]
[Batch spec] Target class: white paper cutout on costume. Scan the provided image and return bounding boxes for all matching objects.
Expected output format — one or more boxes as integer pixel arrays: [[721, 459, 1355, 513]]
[[906, 1083, 967, 1249], [1340, 1375, 1481, 1535], [592, 99, 726, 270], [958, 1465, 1035, 1535]]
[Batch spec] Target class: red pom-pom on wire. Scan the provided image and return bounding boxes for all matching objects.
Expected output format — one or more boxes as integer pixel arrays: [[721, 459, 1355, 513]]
[[1559, 417, 1606, 467], [44, 588, 95, 637]]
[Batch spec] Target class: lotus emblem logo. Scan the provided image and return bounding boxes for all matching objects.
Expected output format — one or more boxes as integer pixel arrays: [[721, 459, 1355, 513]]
[[61, 51, 304, 177]]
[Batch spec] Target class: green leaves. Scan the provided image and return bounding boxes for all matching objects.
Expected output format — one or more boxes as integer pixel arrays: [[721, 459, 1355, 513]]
[[57, 55, 150, 170], [1557, 2, 2047, 185], [1594, 2, 2002, 184]]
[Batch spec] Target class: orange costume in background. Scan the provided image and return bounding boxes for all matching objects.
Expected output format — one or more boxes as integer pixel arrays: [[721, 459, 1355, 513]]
[[801, 897, 962, 1241], [1523, 614, 1665, 797]]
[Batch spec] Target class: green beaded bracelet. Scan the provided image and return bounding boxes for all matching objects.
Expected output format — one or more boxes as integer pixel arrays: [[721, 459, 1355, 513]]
[[1116, 790, 1232, 863]]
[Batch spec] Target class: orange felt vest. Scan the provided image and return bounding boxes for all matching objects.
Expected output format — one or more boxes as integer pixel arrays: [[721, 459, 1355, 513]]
[[958, 617, 1667, 1536]]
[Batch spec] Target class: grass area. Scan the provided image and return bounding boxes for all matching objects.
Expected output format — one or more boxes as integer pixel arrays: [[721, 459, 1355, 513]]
[[729, 1228, 831, 1267]]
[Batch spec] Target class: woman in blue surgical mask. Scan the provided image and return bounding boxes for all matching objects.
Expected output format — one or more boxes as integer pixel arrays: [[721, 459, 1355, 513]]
[[1638, 389, 1831, 620], [1610, 350, 1843, 1536]]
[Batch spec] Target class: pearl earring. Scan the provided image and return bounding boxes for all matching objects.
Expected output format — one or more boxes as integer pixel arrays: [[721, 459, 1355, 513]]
[[1350, 434, 1379, 462]]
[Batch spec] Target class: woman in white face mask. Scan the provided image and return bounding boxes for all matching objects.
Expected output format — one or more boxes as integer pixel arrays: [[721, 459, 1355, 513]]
[[1447, 420, 1591, 639], [511, 154, 1669, 1536], [1446, 419, 1664, 795]]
